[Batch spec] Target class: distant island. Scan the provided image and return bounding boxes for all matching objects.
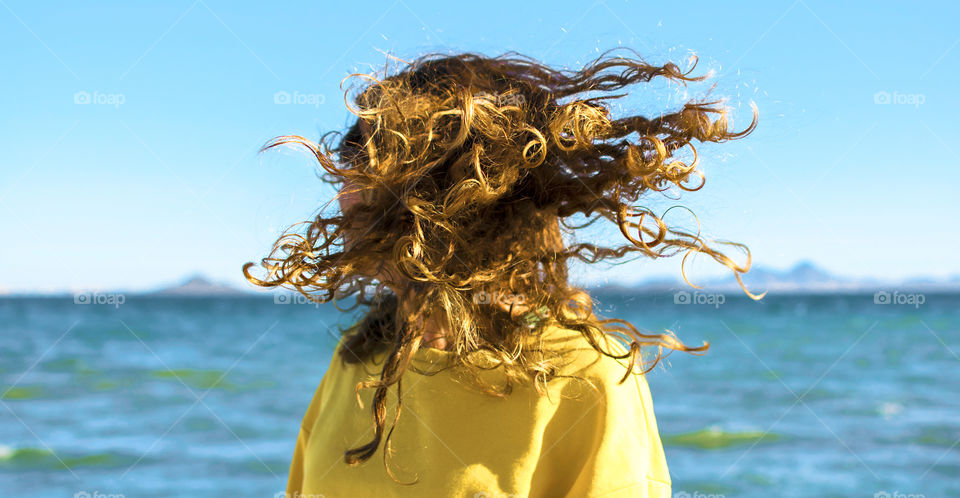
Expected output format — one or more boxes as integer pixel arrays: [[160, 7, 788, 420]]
[[144, 275, 254, 297]]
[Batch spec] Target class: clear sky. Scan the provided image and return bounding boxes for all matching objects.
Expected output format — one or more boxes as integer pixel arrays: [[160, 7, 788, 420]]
[[1, 0, 958, 293]]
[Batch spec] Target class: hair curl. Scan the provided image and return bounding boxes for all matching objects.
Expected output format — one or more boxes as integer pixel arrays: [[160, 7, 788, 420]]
[[243, 47, 760, 478]]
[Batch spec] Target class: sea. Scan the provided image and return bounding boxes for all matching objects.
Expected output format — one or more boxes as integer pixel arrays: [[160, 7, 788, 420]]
[[1, 291, 957, 497]]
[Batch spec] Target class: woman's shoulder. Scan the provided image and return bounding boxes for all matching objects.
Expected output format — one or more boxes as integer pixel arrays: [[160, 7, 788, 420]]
[[322, 321, 643, 398], [536, 321, 639, 388]]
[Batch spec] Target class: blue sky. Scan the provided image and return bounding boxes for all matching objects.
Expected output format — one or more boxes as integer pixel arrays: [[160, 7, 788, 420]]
[[1, 0, 958, 293]]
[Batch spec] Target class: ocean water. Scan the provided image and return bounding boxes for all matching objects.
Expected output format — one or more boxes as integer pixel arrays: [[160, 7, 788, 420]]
[[1, 292, 957, 497]]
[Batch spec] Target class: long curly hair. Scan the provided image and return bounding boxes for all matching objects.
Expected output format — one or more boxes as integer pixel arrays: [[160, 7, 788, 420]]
[[244, 47, 759, 475]]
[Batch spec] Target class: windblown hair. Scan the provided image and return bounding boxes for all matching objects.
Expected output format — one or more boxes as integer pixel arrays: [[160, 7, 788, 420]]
[[244, 48, 759, 476]]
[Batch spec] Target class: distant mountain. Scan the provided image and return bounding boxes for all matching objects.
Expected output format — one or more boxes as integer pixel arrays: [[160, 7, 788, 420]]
[[145, 275, 253, 297], [706, 261, 871, 292], [707, 260, 870, 292], [589, 261, 960, 294]]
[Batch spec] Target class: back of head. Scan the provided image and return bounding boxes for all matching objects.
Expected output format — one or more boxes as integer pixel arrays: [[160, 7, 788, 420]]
[[244, 48, 758, 469]]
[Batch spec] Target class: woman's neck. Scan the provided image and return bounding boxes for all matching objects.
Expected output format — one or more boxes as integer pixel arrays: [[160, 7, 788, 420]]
[[393, 284, 453, 351], [418, 312, 452, 351]]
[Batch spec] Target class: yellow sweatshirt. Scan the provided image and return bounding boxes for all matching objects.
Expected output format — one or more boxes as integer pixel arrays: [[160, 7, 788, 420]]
[[284, 323, 672, 497]]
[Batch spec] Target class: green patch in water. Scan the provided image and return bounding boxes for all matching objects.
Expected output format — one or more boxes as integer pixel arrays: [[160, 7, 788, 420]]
[[150, 369, 275, 391], [151, 369, 234, 390], [662, 426, 782, 450], [1, 386, 43, 400], [0, 446, 131, 470], [61, 453, 128, 468], [911, 426, 957, 447], [92, 379, 122, 391]]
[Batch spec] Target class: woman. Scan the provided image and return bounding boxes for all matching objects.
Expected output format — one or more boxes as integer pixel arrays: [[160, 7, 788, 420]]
[[244, 48, 758, 497]]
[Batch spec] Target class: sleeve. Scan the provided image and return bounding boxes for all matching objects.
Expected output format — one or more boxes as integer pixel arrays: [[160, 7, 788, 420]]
[[285, 426, 310, 496], [529, 362, 672, 498], [284, 343, 344, 497]]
